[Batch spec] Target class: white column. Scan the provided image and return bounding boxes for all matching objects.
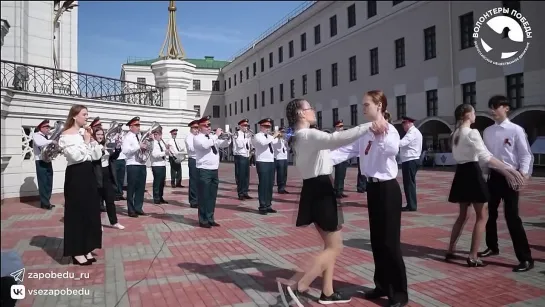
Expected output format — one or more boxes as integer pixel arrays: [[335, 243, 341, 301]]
[[151, 59, 196, 110], [1, 19, 10, 48]]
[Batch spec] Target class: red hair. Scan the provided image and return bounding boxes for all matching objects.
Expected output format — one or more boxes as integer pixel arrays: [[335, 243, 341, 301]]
[[365, 90, 388, 113]]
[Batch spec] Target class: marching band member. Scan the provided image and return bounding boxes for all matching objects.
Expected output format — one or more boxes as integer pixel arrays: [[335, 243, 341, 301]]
[[168, 129, 184, 188], [185, 120, 200, 208], [332, 120, 349, 198], [252, 118, 279, 215], [121, 117, 148, 218], [59, 104, 103, 266], [193, 116, 231, 228], [399, 116, 423, 212], [273, 127, 290, 194], [150, 127, 169, 204], [233, 118, 252, 200], [277, 98, 387, 306], [479, 95, 534, 272], [32, 119, 55, 210], [91, 127, 124, 230], [114, 134, 127, 201], [330, 90, 408, 307]]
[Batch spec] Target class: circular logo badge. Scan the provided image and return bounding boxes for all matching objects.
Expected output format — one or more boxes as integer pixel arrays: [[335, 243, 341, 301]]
[[473, 7, 532, 66]]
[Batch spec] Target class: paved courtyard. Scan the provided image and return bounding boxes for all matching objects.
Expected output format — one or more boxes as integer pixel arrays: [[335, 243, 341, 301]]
[[1, 164, 544, 307]]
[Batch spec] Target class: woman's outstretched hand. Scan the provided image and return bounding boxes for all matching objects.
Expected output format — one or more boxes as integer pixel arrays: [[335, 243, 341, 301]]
[[504, 168, 526, 190]]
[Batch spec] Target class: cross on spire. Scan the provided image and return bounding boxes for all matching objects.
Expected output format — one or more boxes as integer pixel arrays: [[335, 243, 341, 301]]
[[158, 0, 186, 60]]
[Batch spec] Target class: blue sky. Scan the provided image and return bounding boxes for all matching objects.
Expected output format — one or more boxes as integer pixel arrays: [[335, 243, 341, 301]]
[[78, 1, 307, 78]]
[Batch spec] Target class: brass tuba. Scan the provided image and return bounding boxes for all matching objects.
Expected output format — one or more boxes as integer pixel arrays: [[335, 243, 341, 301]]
[[104, 121, 124, 151], [41, 121, 65, 163], [135, 121, 162, 163]]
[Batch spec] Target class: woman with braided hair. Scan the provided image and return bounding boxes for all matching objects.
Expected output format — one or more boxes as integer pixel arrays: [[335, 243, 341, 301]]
[[277, 98, 388, 307]]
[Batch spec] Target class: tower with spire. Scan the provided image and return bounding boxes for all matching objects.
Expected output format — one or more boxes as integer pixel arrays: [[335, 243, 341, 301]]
[[159, 0, 185, 60]]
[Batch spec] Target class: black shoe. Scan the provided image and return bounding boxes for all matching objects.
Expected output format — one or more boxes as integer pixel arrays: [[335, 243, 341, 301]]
[[41, 204, 55, 210], [100, 206, 107, 212], [341, 194, 348, 198], [243, 195, 253, 199], [318, 291, 351, 304], [72, 257, 92, 266], [513, 260, 534, 272], [266, 208, 277, 213], [199, 222, 211, 228], [336, 195, 342, 199], [210, 222, 220, 227], [259, 210, 268, 215], [401, 207, 416, 212], [466, 258, 487, 267], [238, 196, 245, 200], [360, 288, 387, 300], [128, 213, 139, 218], [154, 201, 161, 204], [86, 256, 97, 263], [136, 211, 148, 216], [478, 248, 499, 257], [176, 185, 184, 188], [190, 204, 198, 208], [160, 199, 168, 204], [445, 253, 456, 261], [388, 301, 408, 307], [357, 190, 365, 193]]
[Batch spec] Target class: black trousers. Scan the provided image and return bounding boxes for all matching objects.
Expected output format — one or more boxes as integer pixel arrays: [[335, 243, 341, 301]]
[[334, 161, 348, 195], [1, 276, 17, 307], [235, 155, 250, 197], [113, 159, 126, 198], [256, 161, 275, 210], [401, 159, 419, 210], [275, 159, 288, 192], [249, 154, 256, 166], [126, 165, 146, 214], [98, 166, 118, 225], [485, 171, 532, 262], [188, 158, 198, 206], [356, 158, 367, 192], [197, 168, 219, 224], [152, 166, 166, 202], [170, 160, 182, 187], [35, 160, 53, 206], [367, 178, 408, 304]]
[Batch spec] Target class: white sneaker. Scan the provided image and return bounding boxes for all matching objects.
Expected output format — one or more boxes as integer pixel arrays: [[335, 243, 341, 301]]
[[101, 226, 104, 231], [112, 223, 125, 230]]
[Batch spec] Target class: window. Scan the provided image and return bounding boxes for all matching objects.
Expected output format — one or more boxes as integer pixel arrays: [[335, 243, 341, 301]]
[[137, 78, 146, 90], [367, 1, 377, 18], [300, 33, 307, 52], [331, 63, 338, 87], [255, 124, 258, 134], [424, 26, 436, 60], [270, 87, 274, 104], [224, 80, 226, 91], [193, 79, 201, 91], [240, 99, 243, 113], [246, 67, 249, 79], [260, 57, 265, 72], [330, 15, 337, 37], [332, 108, 339, 126], [234, 74, 237, 86], [370, 47, 379, 75], [289, 40, 294, 58], [462, 82, 476, 107], [426, 90, 438, 116], [290, 79, 295, 98], [459, 12, 474, 49], [394, 38, 405, 68], [349, 56, 357, 81], [228, 77, 231, 89], [229, 104, 232, 116], [224, 105, 227, 117], [317, 111, 322, 129], [347, 4, 356, 28], [213, 105, 220, 118], [234, 101, 237, 115], [315, 69, 322, 91], [253, 62, 257, 76], [212, 80, 220, 91], [269, 52, 273, 68], [261, 90, 265, 107], [502, 1, 521, 38], [393, 1, 404, 5], [246, 96, 250, 111], [506, 73, 524, 109], [302, 74, 307, 95], [350, 104, 358, 126], [278, 46, 284, 63], [396, 96, 406, 119], [280, 118, 285, 128], [254, 93, 257, 109], [239, 71, 243, 83], [314, 25, 321, 45], [279, 83, 284, 102], [194, 105, 201, 117]]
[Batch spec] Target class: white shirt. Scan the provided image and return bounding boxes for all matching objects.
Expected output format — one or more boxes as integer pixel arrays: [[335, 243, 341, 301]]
[[273, 138, 289, 160], [122, 131, 146, 166], [331, 124, 400, 181], [117, 133, 126, 160], [292, 123, 372, 180], [150, 139, 167, 167], [193, 133, 231, 170], [184, 133, 197, 159], [452, 127, 493, 164], [32, 132, 53, 161], [253, 132, 278, 162], [168, 138, 183, 155], [97, 144, 110, 167], [233, 130, 251, 157], [59, 133, 102, 167], [483, 119, 533, 176], [399, 125, 423, 163]]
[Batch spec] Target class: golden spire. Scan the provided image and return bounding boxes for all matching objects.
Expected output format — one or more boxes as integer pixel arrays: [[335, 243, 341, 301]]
[[158, 0, 186, 60]]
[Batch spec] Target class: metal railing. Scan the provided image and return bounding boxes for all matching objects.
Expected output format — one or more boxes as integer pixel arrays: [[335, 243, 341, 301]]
[[0, 60, 163, 107]]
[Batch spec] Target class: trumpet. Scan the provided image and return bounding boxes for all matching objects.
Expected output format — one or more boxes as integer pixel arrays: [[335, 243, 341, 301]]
[[217, 132, 235, 140]]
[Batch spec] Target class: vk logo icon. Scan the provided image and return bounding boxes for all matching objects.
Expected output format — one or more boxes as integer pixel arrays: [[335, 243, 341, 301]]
[[10, 284, 25, 300]]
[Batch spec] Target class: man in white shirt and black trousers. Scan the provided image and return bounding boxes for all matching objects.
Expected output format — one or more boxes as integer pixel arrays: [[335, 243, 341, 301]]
[[184, 120, 200, 208], [32, 119, 55, 210], [233, 118, 253, 200], [479, 95, 534, 272], [333, 120, 349, 198], [168, 129, 184, 188], [193, 116, 231, 228], [150, 127, 169, 204], [121, 117, 148, 218], [273, 127, 290, 194], [399, 116, 423, 212], [253, 118, 280, 215]]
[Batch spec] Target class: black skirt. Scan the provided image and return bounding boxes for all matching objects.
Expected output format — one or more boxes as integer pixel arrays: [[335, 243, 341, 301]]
[[296, 175, 343, 232], [63, 161, 102, 257], [448, 162, 490, 204]]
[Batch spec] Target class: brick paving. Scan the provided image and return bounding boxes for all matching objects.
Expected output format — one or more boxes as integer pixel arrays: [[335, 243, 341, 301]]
[[1, 164, 545, 307]]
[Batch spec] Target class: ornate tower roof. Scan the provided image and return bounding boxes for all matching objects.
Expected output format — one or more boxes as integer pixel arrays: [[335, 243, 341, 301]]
[[159, 0, 186, 60]]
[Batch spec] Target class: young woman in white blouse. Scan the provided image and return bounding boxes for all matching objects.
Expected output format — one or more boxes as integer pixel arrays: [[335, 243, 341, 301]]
[[59, 105, 103, 266], [446, 104, 524, 267], [276, 98, 387, 307]]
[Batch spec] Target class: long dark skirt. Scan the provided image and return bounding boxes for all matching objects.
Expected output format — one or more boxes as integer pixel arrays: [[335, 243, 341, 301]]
[[296, 175, 343, 232], [63, 161, 102, 257]]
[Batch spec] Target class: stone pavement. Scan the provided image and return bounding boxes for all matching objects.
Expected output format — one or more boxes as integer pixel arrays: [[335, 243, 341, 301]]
[[1, 164, 544, 307]]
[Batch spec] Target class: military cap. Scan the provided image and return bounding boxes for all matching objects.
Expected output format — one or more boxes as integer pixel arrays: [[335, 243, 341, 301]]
[[34, 119, 50, 132], [169, 129, 178, 134], [188, 120, 199, 128], [258, 118, 272, 126], [198, 115, 211, 126], [238, 118, 249, 125], [401, 116, 416, 123], [126, 117, 140, 126]]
